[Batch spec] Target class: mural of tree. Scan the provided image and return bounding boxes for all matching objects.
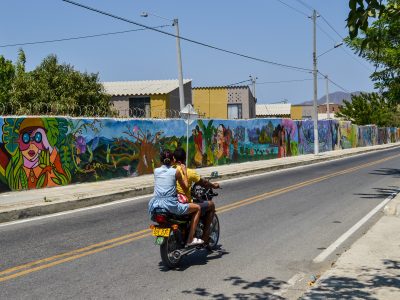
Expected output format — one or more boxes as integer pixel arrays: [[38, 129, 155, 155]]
[[282, 119, 296, 156]]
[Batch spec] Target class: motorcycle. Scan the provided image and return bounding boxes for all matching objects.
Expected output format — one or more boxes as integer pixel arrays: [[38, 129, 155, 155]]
[[150, 185, 220, 268]]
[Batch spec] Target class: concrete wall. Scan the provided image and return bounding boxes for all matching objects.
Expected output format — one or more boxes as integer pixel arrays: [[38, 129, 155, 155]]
[[0, 116, 397, 193], [111, 96, 130, 117], [227, 87, 255, 119]]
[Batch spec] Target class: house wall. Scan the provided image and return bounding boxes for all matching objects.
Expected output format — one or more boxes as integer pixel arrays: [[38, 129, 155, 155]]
[[111, 96, 130, 117], [291, 106, 303, 120], [150, 95, 167, 118], [318, 104, 342, 113], [168, 81, 193, 112], [193, 88, 228, 119]]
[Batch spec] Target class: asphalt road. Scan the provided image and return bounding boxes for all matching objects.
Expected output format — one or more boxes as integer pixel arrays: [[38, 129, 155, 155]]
[[1, 147, 399, 299]]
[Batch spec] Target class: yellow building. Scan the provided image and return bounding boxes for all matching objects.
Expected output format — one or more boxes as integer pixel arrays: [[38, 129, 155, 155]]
[[103, 79, 192, 118], [290, 105, 303, 120], [193, 86, 256, 119]]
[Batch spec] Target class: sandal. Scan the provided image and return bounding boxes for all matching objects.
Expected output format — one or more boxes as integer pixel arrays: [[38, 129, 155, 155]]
[[187, 238, 204, 246]]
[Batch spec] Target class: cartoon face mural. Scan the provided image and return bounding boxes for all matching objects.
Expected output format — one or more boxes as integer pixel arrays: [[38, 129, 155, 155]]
[[0, 118, 70, 191], [0, 116, 397, 192]]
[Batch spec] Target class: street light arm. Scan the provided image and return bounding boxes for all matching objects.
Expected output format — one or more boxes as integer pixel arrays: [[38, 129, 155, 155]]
[[141, 11, 174, 23], [317, 42, 344, 58]]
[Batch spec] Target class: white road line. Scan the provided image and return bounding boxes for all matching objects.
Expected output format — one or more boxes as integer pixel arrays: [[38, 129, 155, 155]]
[[215, 148, 396, 184], [0, 147, 397, 228], [0, 194, 151, 228], [274, 272, 306, 297], [313, 192, 398, 263]]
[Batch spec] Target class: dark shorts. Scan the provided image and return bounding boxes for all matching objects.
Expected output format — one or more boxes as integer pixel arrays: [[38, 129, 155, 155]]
[[198, 201, 209, 214]]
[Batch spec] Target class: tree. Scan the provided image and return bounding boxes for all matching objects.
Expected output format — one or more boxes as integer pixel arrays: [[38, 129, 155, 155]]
[[347, 0, 400, 40], [0, 56, 15, 106], [346, 0, 399, 110], [336, 92, 397, 126], [1, 50, 114, 116]]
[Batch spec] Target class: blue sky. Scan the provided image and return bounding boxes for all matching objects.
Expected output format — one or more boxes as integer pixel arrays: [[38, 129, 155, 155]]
[[0, 0, 375, 104]]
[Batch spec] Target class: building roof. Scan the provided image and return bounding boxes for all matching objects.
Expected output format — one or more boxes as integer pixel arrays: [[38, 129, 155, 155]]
[[103, 79, 192, 96], [256, 104, 291, 116], [193, 85, 249, 89]]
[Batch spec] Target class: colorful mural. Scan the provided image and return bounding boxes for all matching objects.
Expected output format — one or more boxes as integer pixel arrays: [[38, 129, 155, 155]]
[[0, 117, 398, 192]]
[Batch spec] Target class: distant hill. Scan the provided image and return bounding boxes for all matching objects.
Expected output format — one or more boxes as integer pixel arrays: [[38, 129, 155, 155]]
[[301, 91, 362, 105]]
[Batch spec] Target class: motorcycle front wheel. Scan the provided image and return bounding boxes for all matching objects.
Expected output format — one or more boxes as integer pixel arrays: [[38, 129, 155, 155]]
[[160, 230, 182, 268], [207, 214, 220, 250]]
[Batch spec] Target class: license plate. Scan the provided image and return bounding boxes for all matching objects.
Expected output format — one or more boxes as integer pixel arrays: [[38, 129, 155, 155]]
[[152, 227, 171, 237]]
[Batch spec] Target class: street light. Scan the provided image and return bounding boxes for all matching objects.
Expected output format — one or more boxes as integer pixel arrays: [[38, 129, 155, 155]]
[[317, 42, 343, 58], [141, 12, 185, 110], [318, 43, 343, 120]]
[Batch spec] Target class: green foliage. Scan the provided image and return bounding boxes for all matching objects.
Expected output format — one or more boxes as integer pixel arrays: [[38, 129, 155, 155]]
[[2, 118, 23, 155], [6, 152, 25, 190], [0, 56, 15, 105], [42, 118, 59, 147], [51, 169, 69, 186], [1, 50, 115, 117], [336, 92, 397, 126], [347, 0, 400, 106]]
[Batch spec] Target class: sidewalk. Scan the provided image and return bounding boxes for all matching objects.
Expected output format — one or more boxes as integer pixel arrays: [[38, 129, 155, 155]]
[[302, 195, 400, 299], [0, 143, 399, 223]]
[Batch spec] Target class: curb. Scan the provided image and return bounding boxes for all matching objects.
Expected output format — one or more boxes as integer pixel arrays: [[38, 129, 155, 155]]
[[384, 193, 400, 217], [0, 144, 399, 223]]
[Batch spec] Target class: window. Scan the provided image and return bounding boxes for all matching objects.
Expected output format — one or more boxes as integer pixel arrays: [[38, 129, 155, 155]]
[[129, 97, 150, 118], [228, 104, 242, 119]]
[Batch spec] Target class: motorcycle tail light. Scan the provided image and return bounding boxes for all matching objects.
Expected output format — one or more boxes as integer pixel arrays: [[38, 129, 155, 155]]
[[149, 224, 155, 230], [155, 214, 167, 223]]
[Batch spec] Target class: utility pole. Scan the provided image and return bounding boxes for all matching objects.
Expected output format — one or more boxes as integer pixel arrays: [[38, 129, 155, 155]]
[[325, 75, 330, 119], [141, 12, 185, 110], [173, 18, 185, 110], [249, 75, 258, 101], [311, 9, 319, 155]]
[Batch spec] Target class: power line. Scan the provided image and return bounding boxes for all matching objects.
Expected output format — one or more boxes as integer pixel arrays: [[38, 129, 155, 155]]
[[293, 0, 314, 12], [0, 25, 171, 48], [316, 23, 337, 44], [339, 47, 375, 72], [319, 15, 345, 41], [257, 78, 314, 84], [293, 0, 375, 73], [62, 0, 312, 73], [227, 79, 252, 86], [274, 0, 309, 17], [318, 71, 349, 93]]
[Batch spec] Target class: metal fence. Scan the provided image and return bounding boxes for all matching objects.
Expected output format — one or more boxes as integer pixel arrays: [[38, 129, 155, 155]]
[[0, 103, 207, 119]]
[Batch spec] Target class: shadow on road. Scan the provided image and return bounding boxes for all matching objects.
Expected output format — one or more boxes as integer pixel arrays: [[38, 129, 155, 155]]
[[301, 259, 400, 299], [158, 245, 230, 272], [369, 168, 400, 178], [354, 186, 399, 199], [181, 275, 287, 299]]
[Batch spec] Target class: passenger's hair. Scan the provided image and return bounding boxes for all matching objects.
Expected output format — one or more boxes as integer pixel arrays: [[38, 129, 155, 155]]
[[160, 149, 173, 166], [173, 147, 186, 163]]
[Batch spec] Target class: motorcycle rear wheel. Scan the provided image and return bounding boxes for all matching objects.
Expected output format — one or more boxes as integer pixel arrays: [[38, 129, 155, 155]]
[[160, 231, 182, 268], [207, 214, 220, 250]]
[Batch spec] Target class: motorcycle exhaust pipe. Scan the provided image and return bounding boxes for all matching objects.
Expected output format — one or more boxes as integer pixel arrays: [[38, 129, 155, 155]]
[[172, 245, 200, 259]]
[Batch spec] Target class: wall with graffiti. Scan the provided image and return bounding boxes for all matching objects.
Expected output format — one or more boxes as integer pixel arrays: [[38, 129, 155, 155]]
[[0, 117, 398, 192]]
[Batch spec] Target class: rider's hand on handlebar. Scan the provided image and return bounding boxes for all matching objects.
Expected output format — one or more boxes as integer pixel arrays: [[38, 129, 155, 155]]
[[213, 182, 221, 189]]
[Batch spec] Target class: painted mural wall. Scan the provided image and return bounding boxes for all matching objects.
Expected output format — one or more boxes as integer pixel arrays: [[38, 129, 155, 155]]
[[0, 117, 398, 192]]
